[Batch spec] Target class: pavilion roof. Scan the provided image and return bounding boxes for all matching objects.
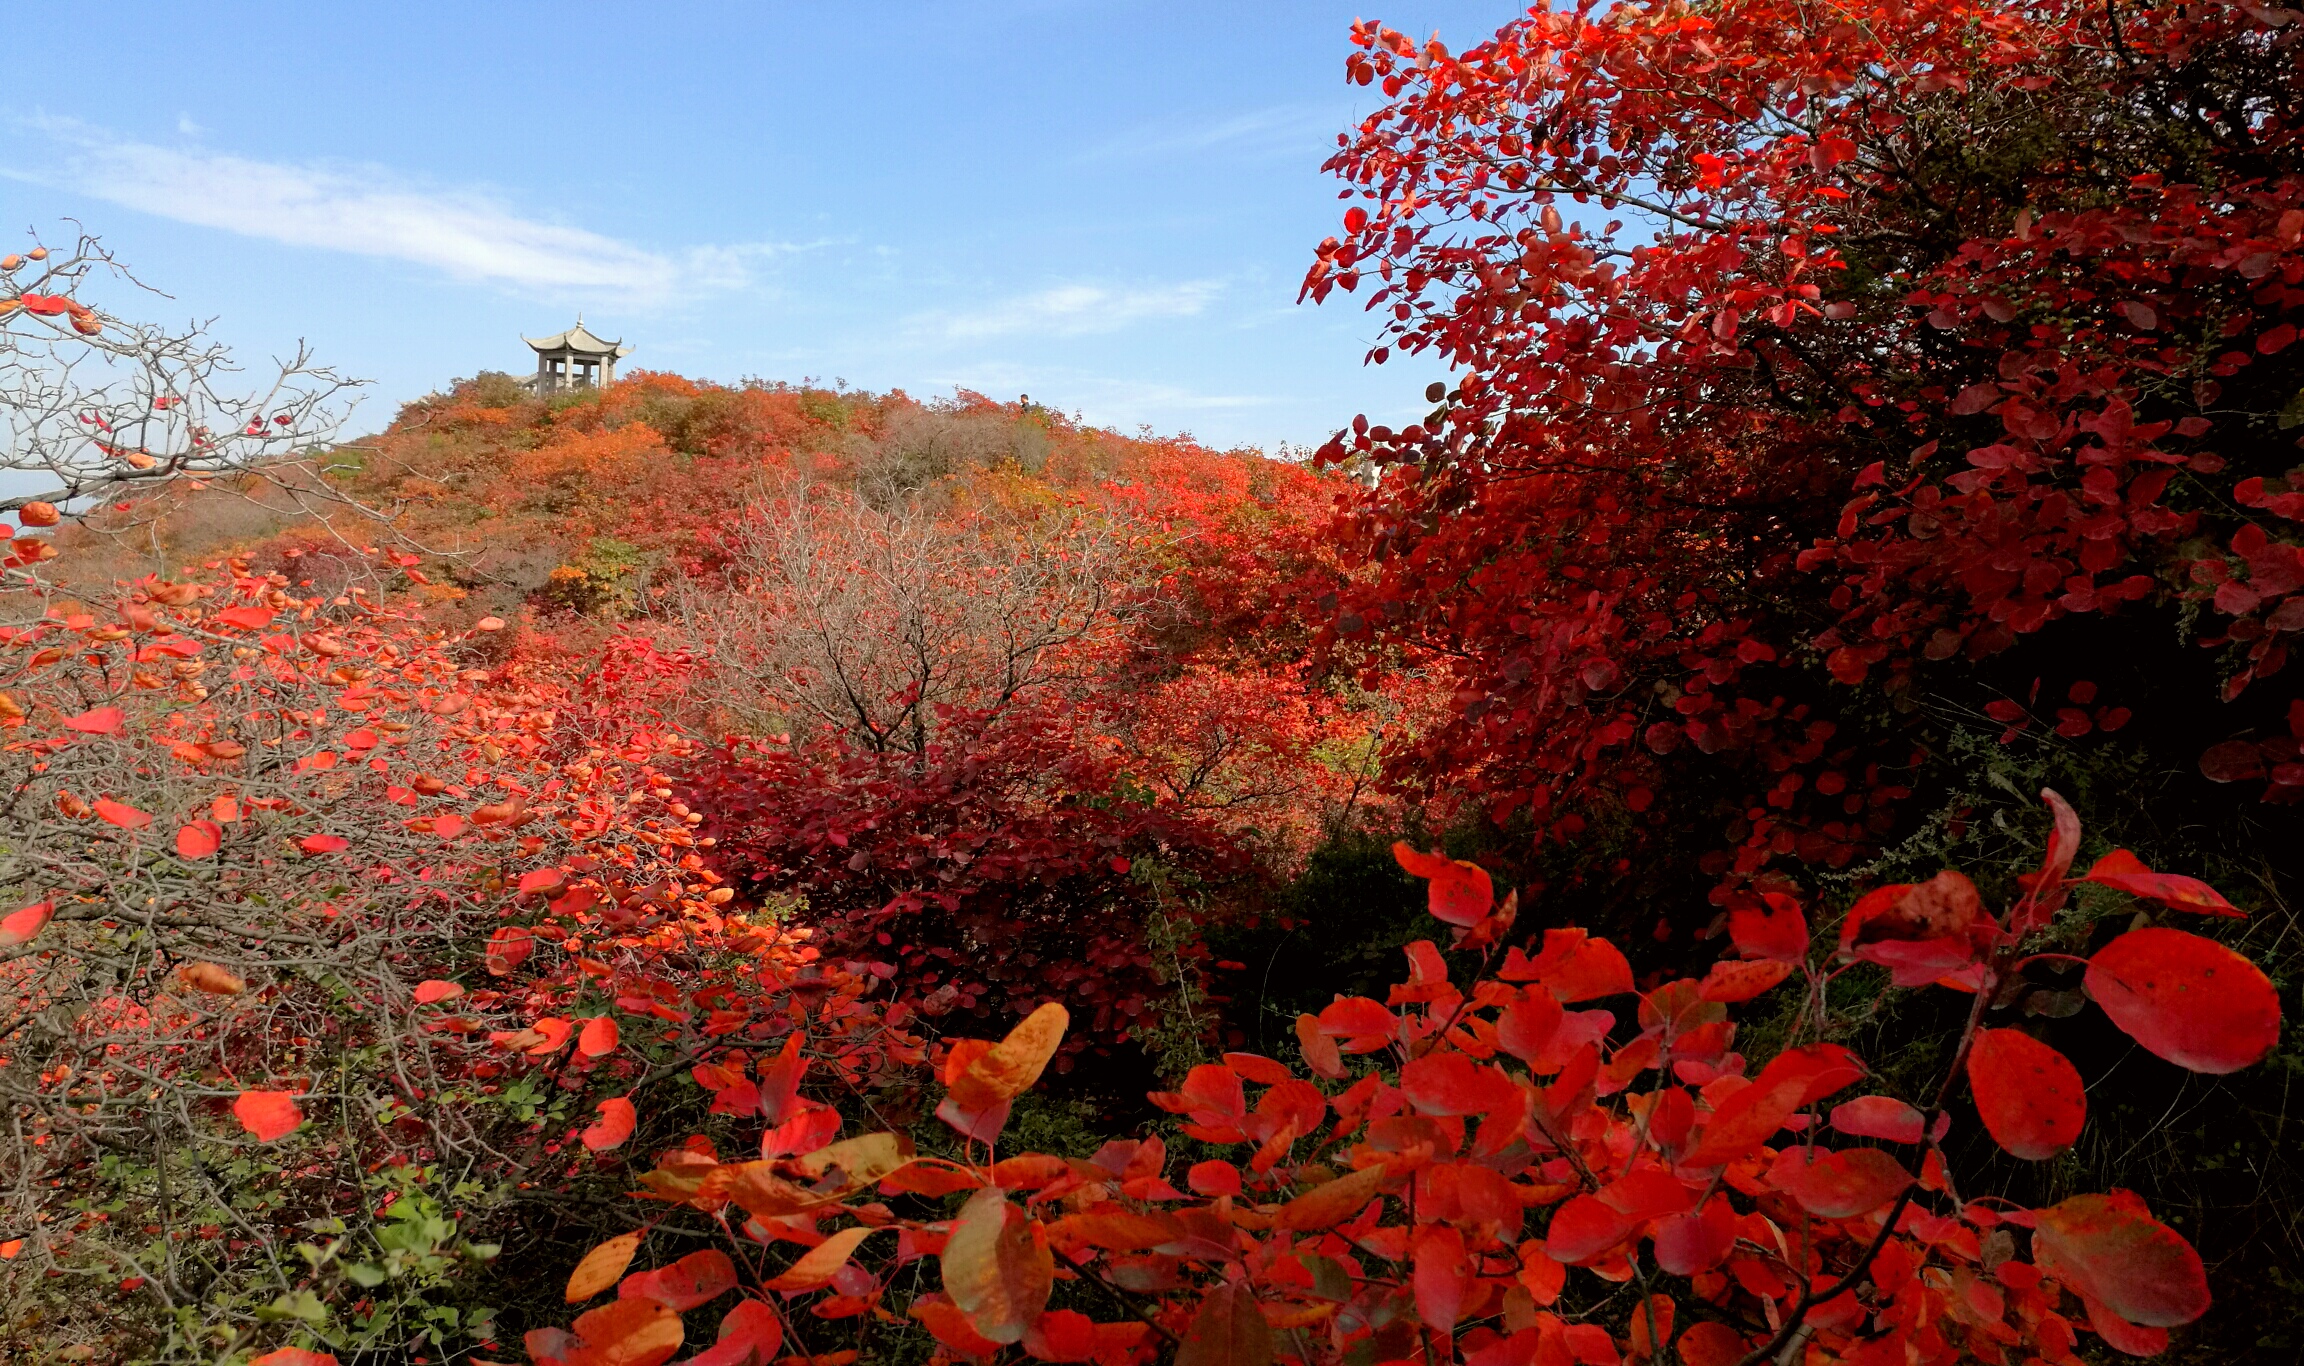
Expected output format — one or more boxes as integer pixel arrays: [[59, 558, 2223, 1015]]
[[523, 320, 632, 357]]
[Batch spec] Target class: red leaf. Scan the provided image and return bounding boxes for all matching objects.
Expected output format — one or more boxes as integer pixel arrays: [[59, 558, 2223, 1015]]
[[1544, 1194, 1635, 1264], [1830, 1095, 1944, 1145], [619, 1248, 737, 1310], [93, 798, 152, 830], [412, 979, 463, 1004], [1392, 841, 1493, 925], [486, 925, 534, 974], [250, 1351, 338, 1366], [1023, 1307, 1099, 1363], [212, 604, 276, 630], [1698, 958, 1793, 1003], [61, 705, 126, 735], [681, 1299, 783, 1366], [2032, 1192, 2210, 1328], [1683, 1074, 1806, 1167], [1411, 1224, 1470, 1332], [298, 833, 349, 854], [1968, 1028, 2085, 1160], [175, 820, 221, 859], [583, 1097, 637, 1151], [233, 1090, 303, 1142], [2085, 927, 2281, 1073], [0, 901, 55, 948], [565, 1297, 684, 1366], [2081, 850, 2244, 917], [578, 1015, 620, 1058], [1174, 1280, 1272, 1366], [1400, 1052, 1518, 1117], [1765, 1145, 1914, 1218], [1729, 892, 1808, 962], [1651, 1197, 1736, 1275]]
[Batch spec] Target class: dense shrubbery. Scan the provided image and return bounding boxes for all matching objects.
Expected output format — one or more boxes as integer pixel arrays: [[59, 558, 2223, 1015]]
[[6, 2, 2304, 1364]]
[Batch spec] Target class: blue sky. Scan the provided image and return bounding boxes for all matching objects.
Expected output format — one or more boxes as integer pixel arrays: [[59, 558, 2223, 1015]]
[[2, 2, 1521, 453]]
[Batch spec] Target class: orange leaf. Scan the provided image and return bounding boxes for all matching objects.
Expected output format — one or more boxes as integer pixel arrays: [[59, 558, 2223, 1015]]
[[93, 798, 152, 830], [578, 1015, 620, 1058], [177, 961, 246, 995], [250, 1351, 338, 1366], [947, 1002, 1069, 1111], [486, 925, 534, 975], [232, 1090, 302, 1142], [175, 820, 222, 859], [1276, 1164, 1387, 1231], [412, 979, 463, 1004], [568, 1296, 683, 1366], [298, 833, 349, 854], [567, 1231, 643, 1302], [941, 1187, 1053, 1345], [764, 1226, 880, 1291], [583, 1097, 637, 1152]]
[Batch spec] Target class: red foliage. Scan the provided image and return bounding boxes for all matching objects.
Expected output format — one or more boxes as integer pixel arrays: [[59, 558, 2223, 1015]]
[[534, 790, 2280, 1365], [1303, 0, 2304, 896]]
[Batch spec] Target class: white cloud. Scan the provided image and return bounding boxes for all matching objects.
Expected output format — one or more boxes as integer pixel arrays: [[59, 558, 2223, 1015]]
[[11, 120, 791, 304], [908, 280, 1223, 343], [1074, 104, 1342, 165]]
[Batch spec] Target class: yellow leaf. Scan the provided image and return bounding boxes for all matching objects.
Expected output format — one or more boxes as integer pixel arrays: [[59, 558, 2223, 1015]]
[[790, 1131, 916, 1192], [566, 1231, 642, 1303]]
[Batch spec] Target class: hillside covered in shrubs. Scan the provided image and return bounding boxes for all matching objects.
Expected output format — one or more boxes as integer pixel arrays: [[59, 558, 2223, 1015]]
[[5, 2, 2304, 1365]]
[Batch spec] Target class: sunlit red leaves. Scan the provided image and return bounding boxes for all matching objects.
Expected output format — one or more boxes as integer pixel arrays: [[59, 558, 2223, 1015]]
[[582, 1097, 637, 1151], [2080, 850, 2244, 917], [941, 1187, 1053, 1344], [1968, 1028, 2086, 1160], [0, 901, 54, 947], [540, 1297, 684, 1366], [568, 1231, 643, 1302], [92, 798, 151, 830], [1391, 840, 1493, 925], [232, 1090, 302, 1142], [60, 705, 125, 735], [2085, 927, 2281, 1073]]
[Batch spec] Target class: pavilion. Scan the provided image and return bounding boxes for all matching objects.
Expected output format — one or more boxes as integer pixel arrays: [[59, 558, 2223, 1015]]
[[524, 318, 632, 392]]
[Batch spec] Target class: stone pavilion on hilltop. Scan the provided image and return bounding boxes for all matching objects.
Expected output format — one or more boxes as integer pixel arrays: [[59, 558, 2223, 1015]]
[[525, 318, 632, 393]]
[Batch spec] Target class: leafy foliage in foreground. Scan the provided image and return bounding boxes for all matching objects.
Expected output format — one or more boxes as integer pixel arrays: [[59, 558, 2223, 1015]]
[[523, 794, 2280, 1366]]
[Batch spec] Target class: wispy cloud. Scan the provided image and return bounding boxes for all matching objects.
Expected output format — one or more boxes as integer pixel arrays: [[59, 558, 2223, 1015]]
[[1073, 104, 1343, 165], [9, 119, 795, 304], [907, 281, 1223, 343]]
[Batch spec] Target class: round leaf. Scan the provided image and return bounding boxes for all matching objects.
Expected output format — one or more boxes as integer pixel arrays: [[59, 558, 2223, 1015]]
[[1968, 1028, 2085, 1160], [2086, 927, 2280, 1074]]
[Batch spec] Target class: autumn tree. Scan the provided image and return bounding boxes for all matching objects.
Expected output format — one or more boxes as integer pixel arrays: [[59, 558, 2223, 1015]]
[[1, 233, 367, 546]]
